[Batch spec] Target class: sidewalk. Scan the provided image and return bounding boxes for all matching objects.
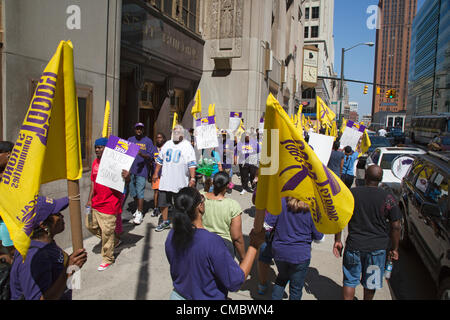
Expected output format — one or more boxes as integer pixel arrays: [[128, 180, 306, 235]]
[[71, 176, 393, 300]]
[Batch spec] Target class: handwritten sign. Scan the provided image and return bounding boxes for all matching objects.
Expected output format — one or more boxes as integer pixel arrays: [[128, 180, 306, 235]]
[[229, 112, 242, 132], [95, 136, 140, 192], [308, 132, 334, 165], [195, 116, 219, 150], [391, 155, 415, 181]]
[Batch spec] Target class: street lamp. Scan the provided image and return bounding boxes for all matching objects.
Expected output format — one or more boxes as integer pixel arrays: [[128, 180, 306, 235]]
[[338, 42, 375, 126]]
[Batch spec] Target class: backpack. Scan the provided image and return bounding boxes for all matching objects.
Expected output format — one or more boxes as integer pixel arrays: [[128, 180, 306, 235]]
[[0, 259, 11, 300]]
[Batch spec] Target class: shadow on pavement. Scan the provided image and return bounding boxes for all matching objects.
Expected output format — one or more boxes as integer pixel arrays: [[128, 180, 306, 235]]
[[135, 223, 154, 300], [304, 267, 342, 300]]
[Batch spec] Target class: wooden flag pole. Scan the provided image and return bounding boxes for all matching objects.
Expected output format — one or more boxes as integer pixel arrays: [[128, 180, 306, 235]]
[[67, 179, 83, 251]]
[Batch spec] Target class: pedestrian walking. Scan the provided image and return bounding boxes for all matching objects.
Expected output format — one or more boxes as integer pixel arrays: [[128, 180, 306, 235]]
[[270, 197, 324, 300], [9, 196, 87, 300], [150, 132, 167, 218], [86, 137, 131, 271], [165, 187, 265, 300], [128, 123, 156, 225], [327, 141, 344, 177], [235, 132, 258, 195], [202, 172, 245, 259], [333, 165, 402, 300], [152, 125, 197, 232], [378, 127, 387, 137], [341, 146, 359, 188]]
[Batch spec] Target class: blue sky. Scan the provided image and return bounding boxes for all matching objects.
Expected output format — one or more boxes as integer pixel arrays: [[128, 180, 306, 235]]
[[333, 0, 426, 118]]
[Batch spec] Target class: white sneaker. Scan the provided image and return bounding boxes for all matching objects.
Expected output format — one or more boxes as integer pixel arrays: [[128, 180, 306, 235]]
[[132, 210, 138, 218], [240, 189, 246, 195], [133, 211, 143, 225]]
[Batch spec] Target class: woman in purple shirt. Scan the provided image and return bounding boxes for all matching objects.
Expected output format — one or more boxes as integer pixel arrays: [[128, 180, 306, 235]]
[[271, 197, 324, 300], [165, 187, 264, 300]]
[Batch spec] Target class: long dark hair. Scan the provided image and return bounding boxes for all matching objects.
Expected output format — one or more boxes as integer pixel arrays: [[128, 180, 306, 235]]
[[212, 172, 230, 196], [172, 187, 203, 251]]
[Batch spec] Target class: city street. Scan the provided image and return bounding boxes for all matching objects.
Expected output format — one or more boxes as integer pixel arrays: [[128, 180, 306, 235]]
[[70, 175, 395, 301]]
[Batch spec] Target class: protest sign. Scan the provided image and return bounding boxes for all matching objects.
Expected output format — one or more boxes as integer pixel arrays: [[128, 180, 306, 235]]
[[229, 112, 242, 132], [339, 120, 366, 150], [259, 117, 265, 132], [195, 116, 219, 150], [96, 136, 140, 192], [391, 155, 415, 180], [308, 132, 335, 165]]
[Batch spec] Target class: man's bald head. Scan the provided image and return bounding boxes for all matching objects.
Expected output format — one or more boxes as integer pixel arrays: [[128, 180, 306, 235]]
[[366, 165, 383, 185]]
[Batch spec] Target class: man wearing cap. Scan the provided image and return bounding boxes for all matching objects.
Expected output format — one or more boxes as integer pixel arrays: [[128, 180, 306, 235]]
[[152, 125, 197, 232], [127, 123, 156, 225], [9, 196, 88, 300], [86, 137, 130, 271]]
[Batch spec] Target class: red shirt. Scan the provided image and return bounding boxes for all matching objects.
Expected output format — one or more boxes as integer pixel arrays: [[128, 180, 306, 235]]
[[91, 158, 124, 215]]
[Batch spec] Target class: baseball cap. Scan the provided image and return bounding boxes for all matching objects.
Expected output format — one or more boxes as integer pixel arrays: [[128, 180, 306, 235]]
[[32, 196, 69, 229], [95, 137, 108, 146], [135, 122, 145, 128]]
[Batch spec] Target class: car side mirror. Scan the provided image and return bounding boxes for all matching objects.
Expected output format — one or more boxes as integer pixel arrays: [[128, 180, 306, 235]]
[[421, 202, 441, 218]]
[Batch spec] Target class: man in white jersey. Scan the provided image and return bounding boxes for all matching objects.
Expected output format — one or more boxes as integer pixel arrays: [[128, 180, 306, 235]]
[[152, 125, 197, 232]]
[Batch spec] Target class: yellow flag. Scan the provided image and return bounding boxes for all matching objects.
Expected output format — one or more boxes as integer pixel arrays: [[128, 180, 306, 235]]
[[208, 104, 215, 117], [330, 121, 338, 137], [316, 96, 336, 126], [359, 129, 372, 155], [340, 117, 347, 135], [191, 89, 202, 119], [236, 119, 245, 140], [255, 94, 354, 234], [172, 112, 178, 130], [0, 41, 82, 259], [102, 100, 112, 138]]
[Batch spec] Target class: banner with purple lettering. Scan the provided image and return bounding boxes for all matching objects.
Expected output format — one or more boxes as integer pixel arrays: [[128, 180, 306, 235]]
[[255, 94, 354, 234], [0, 41, 82, 259], [195, 116, 219, 150], [96, 136, 140, 192]]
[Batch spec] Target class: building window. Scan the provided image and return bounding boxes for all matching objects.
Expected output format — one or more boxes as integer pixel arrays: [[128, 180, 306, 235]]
[[163, 0, 173, 15], [311, 26, 319, 38], [304, 26, 309, 38], [312, 7, 319, 19], [305, 7, 309, 19]]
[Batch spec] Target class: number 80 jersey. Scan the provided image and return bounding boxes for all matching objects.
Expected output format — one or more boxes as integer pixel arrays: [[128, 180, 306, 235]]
[[155, 139, 197, 193]]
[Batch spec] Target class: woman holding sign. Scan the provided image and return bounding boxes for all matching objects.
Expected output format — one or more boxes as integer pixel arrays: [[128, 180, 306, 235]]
[[86, 137, 131, 271]]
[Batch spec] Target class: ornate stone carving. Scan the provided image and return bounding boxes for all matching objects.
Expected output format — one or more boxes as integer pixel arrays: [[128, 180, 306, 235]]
[[207, 0, 243, 58]]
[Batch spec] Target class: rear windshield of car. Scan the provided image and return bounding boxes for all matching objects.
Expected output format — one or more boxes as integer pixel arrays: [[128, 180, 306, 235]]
[[380, 153, 403, 169]]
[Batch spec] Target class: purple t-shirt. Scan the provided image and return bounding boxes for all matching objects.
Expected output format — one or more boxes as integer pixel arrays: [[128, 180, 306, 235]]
[[236, 139, 258, 165], [128, 136, 156, 177], [10, 240, 71, 300], [165, 228, 245, 300], [271, 198, 324, 264]]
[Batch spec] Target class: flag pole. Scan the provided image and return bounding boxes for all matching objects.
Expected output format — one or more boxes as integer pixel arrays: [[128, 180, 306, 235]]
[[67, 179, 83, 251]]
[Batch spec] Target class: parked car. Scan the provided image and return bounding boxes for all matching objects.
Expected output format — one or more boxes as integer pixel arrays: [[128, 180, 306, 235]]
[[386, 127, 406, 145], [428, 135, 450, 152], [399, 151, 450, 299], [365, 147, 426, 196]]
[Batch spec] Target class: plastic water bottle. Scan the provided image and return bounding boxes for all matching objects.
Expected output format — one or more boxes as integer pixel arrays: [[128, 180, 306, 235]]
[[385, 258, 393, 279], [85, 206, 91, 216]]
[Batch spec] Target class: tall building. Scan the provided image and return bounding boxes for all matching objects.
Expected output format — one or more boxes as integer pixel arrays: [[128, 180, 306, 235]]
[[301, 0, 336, 118], [371, 0, 417, 121], [198, 0, 306, 129], [407, 0, 450, 123]]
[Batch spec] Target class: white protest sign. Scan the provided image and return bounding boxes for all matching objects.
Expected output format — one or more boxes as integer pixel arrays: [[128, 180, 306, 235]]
[[339, 120, 366, 151], [308, 132, 335, 165], [195, 116, 219, 150], [95, 136, 140, 192], [229, 112, 242, 132], [391, 156, 415, 180]]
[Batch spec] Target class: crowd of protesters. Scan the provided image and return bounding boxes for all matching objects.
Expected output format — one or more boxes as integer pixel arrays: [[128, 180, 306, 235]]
[[0, 124, 401, 301]]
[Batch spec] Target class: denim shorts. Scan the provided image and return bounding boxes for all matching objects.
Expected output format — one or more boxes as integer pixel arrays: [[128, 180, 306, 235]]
[[129, 174, 146, 199], [258, 232, 274, 264], [343, 249, 386, 290]]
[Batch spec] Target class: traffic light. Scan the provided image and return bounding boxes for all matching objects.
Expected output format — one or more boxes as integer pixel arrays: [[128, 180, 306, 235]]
[[386, 89, 392, 99], [391, 89, 396, 98], [376, 87, 381, 95], [363, 85, 368, 94]]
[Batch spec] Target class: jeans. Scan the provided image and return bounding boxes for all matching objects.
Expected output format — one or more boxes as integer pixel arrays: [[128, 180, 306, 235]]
[[272, 259, 310, 300], [239, 164, 257, 190], [341, 174, 355, 189], [343, 249, 386, 289]]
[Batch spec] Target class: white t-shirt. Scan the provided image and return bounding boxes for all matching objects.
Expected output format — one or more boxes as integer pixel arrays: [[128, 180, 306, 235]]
[[156, 139, 197, 193], [378, 129, 387, 137]]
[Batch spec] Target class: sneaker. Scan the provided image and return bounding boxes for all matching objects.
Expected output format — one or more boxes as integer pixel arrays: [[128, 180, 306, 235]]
[[151, 208, 160, 217], [257, 283, 268, 295], [133, 211, 143, 225], [97, 263, 112, 271], [240, 189, 246, 195], [155, 220, 171, 232], [132, 210, 138, 218]]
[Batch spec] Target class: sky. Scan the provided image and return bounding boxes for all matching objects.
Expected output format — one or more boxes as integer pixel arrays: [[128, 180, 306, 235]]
[[333, 0, 426, 119]]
